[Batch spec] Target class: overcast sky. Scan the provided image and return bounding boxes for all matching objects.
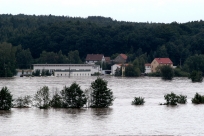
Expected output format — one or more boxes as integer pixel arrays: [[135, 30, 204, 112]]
[[0, 0, 203, 23]]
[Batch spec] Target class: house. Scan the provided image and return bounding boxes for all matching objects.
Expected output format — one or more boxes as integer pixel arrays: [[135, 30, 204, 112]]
[[114, 54, 127, 64], [105, 57, 111, 64], [151, 58, 173, 73], [33, 64, 101, 77], [145, 63, 151, 73], [111, 63, 128, 76], [85, 54, 105, 64]]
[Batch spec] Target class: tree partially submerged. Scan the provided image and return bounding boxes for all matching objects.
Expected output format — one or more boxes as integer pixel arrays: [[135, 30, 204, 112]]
[[160, 65, 174, 80], [14, 95, 32, 108], [189, 71, 203, 82], [162, 92, 187, 105], [0, 87, 13, 110], [33, 86, 51, 109], [132, 97, 145, 105], [61, 82, 87, 108], [90, 77, 114, 108], [192, 93, 204, 104], [50, 91, 63, 108]]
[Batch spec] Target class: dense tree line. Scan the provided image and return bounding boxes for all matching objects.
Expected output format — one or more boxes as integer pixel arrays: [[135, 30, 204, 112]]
[[1, 14, 204, 77]]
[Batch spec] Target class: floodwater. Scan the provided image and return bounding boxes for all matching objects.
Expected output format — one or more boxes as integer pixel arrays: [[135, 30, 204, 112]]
[[0, 76, 204, 135]]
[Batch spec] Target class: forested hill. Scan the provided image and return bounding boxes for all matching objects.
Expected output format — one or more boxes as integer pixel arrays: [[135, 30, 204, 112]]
[[1, 14, 204, 66]]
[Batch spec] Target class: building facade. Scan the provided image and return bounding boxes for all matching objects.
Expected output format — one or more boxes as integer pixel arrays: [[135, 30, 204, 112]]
[[151, 58, 173, 73], [33, 64, 100, 77]]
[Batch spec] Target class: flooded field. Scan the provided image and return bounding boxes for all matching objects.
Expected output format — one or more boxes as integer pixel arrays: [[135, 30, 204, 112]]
[[0, 76, 204, 135]]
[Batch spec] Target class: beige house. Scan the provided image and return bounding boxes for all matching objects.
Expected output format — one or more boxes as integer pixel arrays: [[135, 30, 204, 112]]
[[151, 58, 173, 73]]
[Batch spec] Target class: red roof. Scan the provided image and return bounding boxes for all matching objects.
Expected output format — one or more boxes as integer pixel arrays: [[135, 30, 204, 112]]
[[86, 54, 104, 61], [145, 63, 151, 66], [105, 57, 110, 62], [120, 54, 127, 60], [155, 58, 173, 64]]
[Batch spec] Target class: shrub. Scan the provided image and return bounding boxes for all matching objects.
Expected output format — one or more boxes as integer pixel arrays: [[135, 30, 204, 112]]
[[0, 87, 13, 110], [132, 97, 145, 105], [90, 77, 114, 108], [177, 95, 187, 104], [160, 65, 174, 80], [61, 82, 87, 108], [14, 95, 32, 108], [164, 92, 178, 105], [50, 92, 63, 108], [189, 71, 203, 82], [33, 86, 51, 109], [192, 93, 204, 104]]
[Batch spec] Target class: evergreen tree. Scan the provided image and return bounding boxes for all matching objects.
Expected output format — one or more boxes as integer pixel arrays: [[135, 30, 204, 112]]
[[90, 77, 114, 108], [61, 82, 87, 108], [0, 87, 13, 110]]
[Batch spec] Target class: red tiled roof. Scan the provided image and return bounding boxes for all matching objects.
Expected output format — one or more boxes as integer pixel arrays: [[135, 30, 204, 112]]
[[155, 58, 173, 64], [120, 54, 127, 60], [145, 63, 151, 66], [86, 54, 104, 61], [105, 57, 110, 62]]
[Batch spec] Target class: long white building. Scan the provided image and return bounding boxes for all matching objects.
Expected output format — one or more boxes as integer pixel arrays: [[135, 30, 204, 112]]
[[33, 64, 101, 77]]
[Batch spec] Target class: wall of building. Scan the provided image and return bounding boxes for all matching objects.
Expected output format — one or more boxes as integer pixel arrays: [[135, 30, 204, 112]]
[[33, 64, 100, 76]]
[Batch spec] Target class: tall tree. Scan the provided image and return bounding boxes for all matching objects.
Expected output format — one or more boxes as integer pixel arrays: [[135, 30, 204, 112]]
[[61, 82, 87, 108], [0, 42, 16, 77], [90, 77, 114, 108]]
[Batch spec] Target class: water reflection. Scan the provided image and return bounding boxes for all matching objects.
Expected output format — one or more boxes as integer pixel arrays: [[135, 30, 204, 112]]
[[0, 110, 12, 117], [90, 108, 113, 116]]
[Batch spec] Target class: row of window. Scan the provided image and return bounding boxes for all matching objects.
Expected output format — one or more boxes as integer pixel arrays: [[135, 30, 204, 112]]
[[56, 73, 90, 76]]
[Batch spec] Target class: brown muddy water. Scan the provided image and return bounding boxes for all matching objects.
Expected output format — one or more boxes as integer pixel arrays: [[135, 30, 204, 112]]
[[0, 76, 204, 135]]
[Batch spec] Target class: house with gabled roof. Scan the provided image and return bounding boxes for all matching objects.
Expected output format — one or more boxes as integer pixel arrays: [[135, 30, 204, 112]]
[[85, 54, 105, 64], [114, 54, 127, 64], [151, 58, 173, 73]]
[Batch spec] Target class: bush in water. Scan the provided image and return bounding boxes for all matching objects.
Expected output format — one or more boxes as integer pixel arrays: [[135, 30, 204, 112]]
[[14, 95, 32, 108], [132, 97, 145, 105], [192, 93, 204, 104]]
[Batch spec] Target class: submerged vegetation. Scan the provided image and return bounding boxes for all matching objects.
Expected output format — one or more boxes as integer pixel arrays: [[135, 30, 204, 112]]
[[132, 97, 145, 105]]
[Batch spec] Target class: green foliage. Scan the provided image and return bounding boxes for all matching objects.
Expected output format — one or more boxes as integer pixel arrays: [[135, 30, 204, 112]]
[[125, 65, 140, 77], [192, 93, 204, 104], [68, 50, 82, 64], [0, 87, 13, 110], [37, 50, 69, 64], [177, 95, 187, 104], [0, 42, 16, 77], [189, 71, 203, 82], [16, 45, 33, 69], [32, 70, 40, 76], [164, 92, 178, 105], [132, 97, 145, 105], [160, 65, 174, 80], [14, 95, 32, 108], [61, 82, 87, 108], [33, 86, 51, 109], [164, 92, 187, 105], [174, 68, 189, 77], [50, 92, 63, 108], [90, 77, 114, 108], [183, 55, 204, 73]]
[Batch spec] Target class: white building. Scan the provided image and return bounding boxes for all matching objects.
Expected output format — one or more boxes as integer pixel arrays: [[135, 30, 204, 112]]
[[145, 63, 151, 73], [33, 64, 101, 77]]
